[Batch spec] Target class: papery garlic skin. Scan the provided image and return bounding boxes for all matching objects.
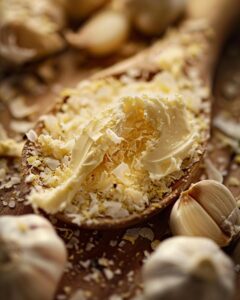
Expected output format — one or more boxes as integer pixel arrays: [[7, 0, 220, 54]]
[[0, 214, 67, 300], [143, 236, 235, 300], [170, 180, 240, 246]]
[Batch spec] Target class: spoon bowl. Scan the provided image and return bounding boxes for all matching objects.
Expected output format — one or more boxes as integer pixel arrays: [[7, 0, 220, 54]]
[[22, 0, 240, 229]]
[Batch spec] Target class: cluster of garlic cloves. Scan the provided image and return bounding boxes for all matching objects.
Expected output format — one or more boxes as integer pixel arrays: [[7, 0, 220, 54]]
[[0, 214, 67, 300], [1, 0, 188, 63], [66, 0, 187, 56], [170, 180, 240, 246], [143, 236, 235, 300]]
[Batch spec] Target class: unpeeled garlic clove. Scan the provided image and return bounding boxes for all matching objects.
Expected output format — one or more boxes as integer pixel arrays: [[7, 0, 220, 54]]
[[143, 236, 235, 300], [0, 214, 67, 300], [170, 180, 240, 247], [66, 10, 130, 56]]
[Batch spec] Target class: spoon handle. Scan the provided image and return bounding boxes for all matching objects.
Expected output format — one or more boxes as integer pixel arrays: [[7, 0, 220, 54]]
[[187, 0, 240, 77], [187, 0, 239, 34]]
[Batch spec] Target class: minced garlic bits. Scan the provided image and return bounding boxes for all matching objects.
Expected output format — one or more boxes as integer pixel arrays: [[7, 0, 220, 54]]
[[27, 75, 202, 223]]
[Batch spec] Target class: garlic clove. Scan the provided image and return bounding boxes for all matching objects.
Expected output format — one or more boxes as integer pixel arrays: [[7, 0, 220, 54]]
[[66, 10, 130, 56], [170, 180, 240, 246], [170, 193, 231, 246], [188, 180, 239, 228]]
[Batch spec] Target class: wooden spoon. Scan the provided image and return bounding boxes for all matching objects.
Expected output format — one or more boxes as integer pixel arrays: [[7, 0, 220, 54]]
[[22, 0, 240, 229]]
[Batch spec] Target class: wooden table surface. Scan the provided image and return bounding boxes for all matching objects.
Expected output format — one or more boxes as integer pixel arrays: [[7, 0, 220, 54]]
[[0, 26, 240, 300]]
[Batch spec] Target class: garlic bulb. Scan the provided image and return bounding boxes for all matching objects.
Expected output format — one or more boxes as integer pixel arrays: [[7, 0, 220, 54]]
[[66, 10, 130, 56], [143, 236, 235, 300], [0, 214, 67, 300], [126, 0, 186, 36], [170, 180, 240, 246]]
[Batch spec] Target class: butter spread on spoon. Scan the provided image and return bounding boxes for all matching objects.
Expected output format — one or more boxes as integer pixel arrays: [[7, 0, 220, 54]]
[[28, 91, 199, 218]]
